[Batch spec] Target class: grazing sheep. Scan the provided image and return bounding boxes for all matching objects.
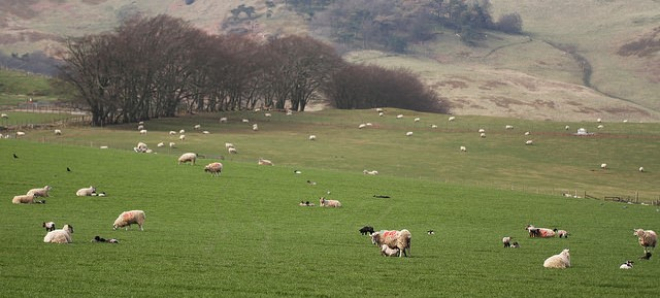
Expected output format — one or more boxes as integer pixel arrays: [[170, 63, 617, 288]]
[[169, 131, 177, 135], [502, 236, 512, 248], [358, 123, 367, 129], [554, 229, 569, 238], [242, 119, 249, 123], [620, 260, 634, 269], [113, 210, 146, 231], [639, 167, 645, 173], [448, 116, 455, 121], [76, 186, 96, 197], [633, 229, 657, 260], [597, 118, 602, 123], [600, 163, 608, 169], [597, 124, 604, 129], [169, 142, 176, 148], [179, 134, 186, 140], [359, 226, 375, 235], [157, 142, 165, 148], [505, 125, 514, 130], [525, 140, 534, 145], [286, 110, 293, 116], [378, 112, 384, 117], [178, 152, 197, 165], [460, 146, 467, 152], [363, 170, 379, 175], [204, 162, 223, 176], [524, 131, 530, 136], [478, 128, 485, 133], [137, 125, 144, 131], [43, 221, 56, 232], [139, 129, 148, 134], [480, 133, 486, 138], [258, 158, 273, 166], [370, 229, 412, 258], [194, 124, 201, 130], [543, 249, 571, 268], [252, 124, 259, 131], [228, 147, 237, 154], [414, 117, 421, 122], [100, 145, 109, 149], [179, 129, 185, 134], [54, 129, 62, 135], [376, 108, 383, 112], [16, 131, 26, 136], [44, 224, 74, 243], [134, 142, 148, 153], [565, 125, 570, 130], [265, 113, 272, 117], [202, 131, 210, 134], [406, 131, 413, 136], [220, 117, 228, 123], [225, 142, 234, 149], [380, 244, 401, 257], [0, 113, 7, 118], [431, 124, 438, 129], [396, 114, 404, 119], [525, 224, 556, 238], [27, 185, 52, 197], [319, 197, 341, 207], [12, 194, 36, 204], [309, 135, 316, 140], [366, 123, 373, 127]]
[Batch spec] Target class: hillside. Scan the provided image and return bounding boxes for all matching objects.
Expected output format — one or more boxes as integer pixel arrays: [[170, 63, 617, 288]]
[[1, 0, 659, 122]]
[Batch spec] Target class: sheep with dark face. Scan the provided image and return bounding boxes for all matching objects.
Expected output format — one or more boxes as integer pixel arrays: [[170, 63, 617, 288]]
[[359, 226, 375, 235], [526, 224, 555, 238], [43, 221, 56, 232]]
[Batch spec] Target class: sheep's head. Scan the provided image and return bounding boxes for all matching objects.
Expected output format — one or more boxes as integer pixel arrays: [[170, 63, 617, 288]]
[[370, 232, 381, 245], [63, 224, 74, 233], [561, 249, 570, 257], [633, 229, 645, 237]]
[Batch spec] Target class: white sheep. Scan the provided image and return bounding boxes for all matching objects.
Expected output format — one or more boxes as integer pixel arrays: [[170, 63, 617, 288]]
[[448, 116, 455, 121], [225, 143, 234, 149], [194, 124, 201, 130], [524, 131, 530, 136], [12, 194, 36, 204], [376, 108, 383, 112], [286, 110, 293, 116], [543, 249, 571, 268], [157, 142, 165, 148], [553, 228, 569, 238], [460, 146, 467, 152], [113, 210, 146, 231], [565, 125, 570, 130], [179, 134, 186, 140], [363, 170, 379, 175], [228, 147, 237, 154], [169, 142, 176, 148], [639, 167, 645, 173], [169, 131, 177, 135], [597, 124, 604, 129], [431, 124, 438, 129], [620, 260, 634, 269], [0, 113, 8, 118], [43, 221, 56, 232], [525, 224, 556, 238], [309, 135, 316, 140], [480, 133, 486, 138], [319, 197, 341, 208], [378, 112, 384, 117], [242, 119, 250, 123], [134, 142, 148, 153], [27, 185, 52, 197], [204, 162, 223, 176], [505, 125, 514, 130], [179, 129, 185, 134], [358, 124, 367, 129], [502, 236, 512, 248], [264, 113, 272, 117], [366, 122, 373, 127], [100, 145, 109, 149], [396, 114, 404, 119], [600, 163, 608, 169], [44, 224, 74, 243], [137, 125, 144, 131], [16, 131, 26, 136], [370, 229, 411, 258], [219, 117, 228, 123], [406, 132, 413, 136], [597, 118, 602, 123], [76, 186, 96, 196], [478, 129, 485, 133], [633, 229, 657, 259], [380, 244, 400, 257], [178, 152, 197, 165], [54, 129, 62, 135], [525, 140, 534, 145], [202, 131, 210, 134], [258, 158, 273, 166], [252, 124, 259, 131], [139, 129, 148, 134]]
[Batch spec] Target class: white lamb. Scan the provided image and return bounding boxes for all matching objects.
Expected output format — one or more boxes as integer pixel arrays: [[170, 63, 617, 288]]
[[157, 142, 165, 148], [448, 116, 455, 121], [134, 142, 148, 153], [252, 124, 259, 131], [169, 131, 177, 135], [113, 210, 146, 231], [194, 124, 201, 130], [178, 152, 197, 165], [76, 186, 96, 196], [139, 129, 148, 134], [380, 244, 400, 257], [27, 185, 52, 197], [406, 132, 413, 136], [526, 140, 534, 145], [228, 147, 237, 154], [460, 146, 467, 152], [309, 135, 317, 140], [543, 249, 571, 268], [16, 131, 26, 136], [363, 170, 379, 175], [634, 229, 657, 259], [44, 224, 74, 243], [358, 124, 367, 129], [414, 117, 421, 122], [258, 158, 273, 166], [480, 133, 486, 138], [639, 167, 645, 173], [505, 125, 514, 130], [169, 142, 176, 148], [225, 143, 234, 149], [179, 134, 186, 140], [220, 117, 228, 123], [396, 114, 404, 119], [54, 129, 62, 135]]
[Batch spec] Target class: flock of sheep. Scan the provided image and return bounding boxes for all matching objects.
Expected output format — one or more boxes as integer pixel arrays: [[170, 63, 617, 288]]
[[11, 184, 146, 244]]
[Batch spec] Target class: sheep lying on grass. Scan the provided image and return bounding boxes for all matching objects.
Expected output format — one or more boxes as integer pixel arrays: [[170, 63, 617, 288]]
[[554, 229, 569, 238], [204, 162, 223, 176], [76, 186, 96, 197], [258, 158, 273, 166], [363, 170, 379, 175], [113, 210, 146, 231], [43, 221, 56, 232], [543, 249, 570, 268], [44, 224, 74, 244], [178, 153, 197, 165], [27, 185, 52, 197], [12, 194, 36, 204], [319, 197, 341, 207], [633, 228, 657, 260], [526, 224, 556, 238], [298, 201, 315, 207], [359, 226, 375, 235], [370, 229, 411, 257], [92, 236, 119, 243], [620, 260, 634, 269]]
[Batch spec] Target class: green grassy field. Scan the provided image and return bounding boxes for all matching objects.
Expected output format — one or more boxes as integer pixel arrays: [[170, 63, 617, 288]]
[[1, 109, 659, 297]]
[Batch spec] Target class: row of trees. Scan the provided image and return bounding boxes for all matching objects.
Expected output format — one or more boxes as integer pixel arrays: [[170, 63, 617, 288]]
[[59, 15, 446, 126]]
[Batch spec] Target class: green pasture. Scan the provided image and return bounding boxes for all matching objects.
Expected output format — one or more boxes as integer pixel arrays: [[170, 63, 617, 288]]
[[1, 109, 659, 297]]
